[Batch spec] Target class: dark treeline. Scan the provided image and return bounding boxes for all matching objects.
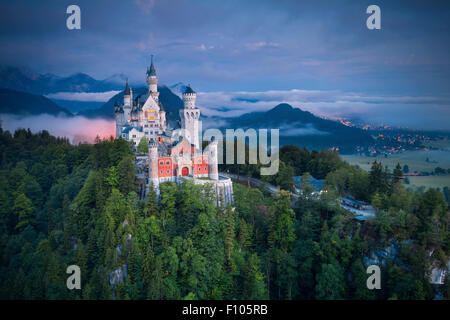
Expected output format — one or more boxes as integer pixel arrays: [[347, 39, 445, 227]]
[[0, 132, 449, 300], [219, 143, 344, 191]]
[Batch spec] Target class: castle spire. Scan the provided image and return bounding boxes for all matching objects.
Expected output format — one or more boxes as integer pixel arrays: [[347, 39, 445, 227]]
[[124, 78, 131, 95], [147, 55, 159, 94], [148, 54, 156, 77]]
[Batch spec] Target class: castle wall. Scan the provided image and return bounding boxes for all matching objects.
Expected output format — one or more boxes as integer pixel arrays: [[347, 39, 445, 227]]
[[194, 175, 234, 207]]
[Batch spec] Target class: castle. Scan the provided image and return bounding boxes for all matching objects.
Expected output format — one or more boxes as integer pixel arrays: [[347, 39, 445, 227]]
[[114, 56, 233, 207]]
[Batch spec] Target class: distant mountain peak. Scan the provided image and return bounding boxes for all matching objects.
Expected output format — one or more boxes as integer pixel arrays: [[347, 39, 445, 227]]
[[0, 88, 72, 116], [67, 72, 95, 80], [271, 103, 294, 111], [169, 82, 187, 97]]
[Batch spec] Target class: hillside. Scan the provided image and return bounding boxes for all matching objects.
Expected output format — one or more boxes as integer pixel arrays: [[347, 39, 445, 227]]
[[219, 103, 374, 153], [0, 88, 72, 116]]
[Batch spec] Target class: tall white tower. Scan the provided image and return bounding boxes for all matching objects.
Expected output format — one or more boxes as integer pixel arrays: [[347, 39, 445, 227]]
[[146, 55, 159, 102], [123, 79, 132, 121], [114, 101, 124, 138], [180, 85, 200, 149], [208, 137, 219, 180], [149, 138, 160, 196]]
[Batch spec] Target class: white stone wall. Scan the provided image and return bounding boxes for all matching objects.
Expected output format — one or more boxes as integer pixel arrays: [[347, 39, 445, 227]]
[[208, 140, 219, 180], [181, 108, 200, 149], [193, 175, 234, 207]]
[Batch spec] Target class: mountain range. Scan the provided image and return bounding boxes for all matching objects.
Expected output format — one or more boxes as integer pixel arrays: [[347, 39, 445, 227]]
[[219, 103, 373, 152], [0, 66, 125, 94], [0, 66, 374, 152], [0, 88, 72, 116]]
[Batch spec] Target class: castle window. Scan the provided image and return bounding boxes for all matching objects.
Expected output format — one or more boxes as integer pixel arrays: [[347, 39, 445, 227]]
[[166, 161, 170, 165], [199, 167, 202, 171], [160, 170, 163, 174], [159, 161, 164, 166], [166, 170, 170, 174]]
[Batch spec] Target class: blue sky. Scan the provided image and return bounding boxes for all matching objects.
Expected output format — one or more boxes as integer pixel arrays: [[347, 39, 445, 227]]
[[0, 0, 449, 129]]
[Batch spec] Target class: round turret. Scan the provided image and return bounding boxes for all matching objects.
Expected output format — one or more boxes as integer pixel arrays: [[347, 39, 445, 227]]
[[148, 138, 160, 194], [123, 79, 132, 108], [182, 85, 197, 109]]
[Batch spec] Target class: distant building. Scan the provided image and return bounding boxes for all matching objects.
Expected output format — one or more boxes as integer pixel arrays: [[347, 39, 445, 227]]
[[340, 197, 376, 221], [293, 175, 324, 193]]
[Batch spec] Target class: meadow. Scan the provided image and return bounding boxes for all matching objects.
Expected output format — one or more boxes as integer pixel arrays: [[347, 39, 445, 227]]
[[341, 146, 450, 190]]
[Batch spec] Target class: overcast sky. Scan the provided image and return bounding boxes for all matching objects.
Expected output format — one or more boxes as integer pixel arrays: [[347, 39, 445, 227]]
[[0, 0, 449, 129]]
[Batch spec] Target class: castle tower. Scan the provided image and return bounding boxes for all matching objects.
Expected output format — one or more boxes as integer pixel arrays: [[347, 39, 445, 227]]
[[208, 137, 219, 180], [146, 55, 159, 102], [149, 139, 160, 195], [159, 104, 166, 132], [114, 101, 124, 138], [180, 85, 200, 149], [123, 79, 132, 121]]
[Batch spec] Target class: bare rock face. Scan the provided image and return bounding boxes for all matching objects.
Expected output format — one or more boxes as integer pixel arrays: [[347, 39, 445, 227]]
[[109, 264, 128, 286]]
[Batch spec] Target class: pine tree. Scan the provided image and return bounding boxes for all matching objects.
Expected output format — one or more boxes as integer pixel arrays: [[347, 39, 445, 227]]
[[224, 206, 235, 261], [393, 163, 403, 184], [242, 253, 267, 299], [137, 136, 149, 154], [144, 183, 159, 218], [369, 161, 383, 194], [315, 262, 345, 300], [267, 190, 296, 299], [13, 193, 34, 230], [118, 155, 136, 195]]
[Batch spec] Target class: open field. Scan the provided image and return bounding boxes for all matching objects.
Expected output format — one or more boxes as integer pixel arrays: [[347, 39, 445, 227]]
[[341, 147, 450, 190], [341, 149, 450, 173], [407, 176, 450, 190]]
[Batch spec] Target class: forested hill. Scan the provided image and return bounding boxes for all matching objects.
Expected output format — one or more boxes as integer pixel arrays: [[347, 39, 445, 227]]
[[0, 88, 72, 116], [0, 129, 448, 300], [221, 103, 374, 153]]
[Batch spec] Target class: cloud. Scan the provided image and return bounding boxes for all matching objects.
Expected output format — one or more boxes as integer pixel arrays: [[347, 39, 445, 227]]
[[281, 123, 329, 136], [245, 41, 279, 51], [1, 114, 115, 144], [46, 91, 121, 102], [195, 89, 450, 130], [135, 0, 156, 14], [199, 118, 229, 131]]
